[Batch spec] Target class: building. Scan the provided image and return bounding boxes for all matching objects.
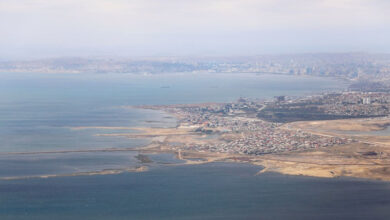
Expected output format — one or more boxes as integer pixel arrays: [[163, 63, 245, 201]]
[[362, 97, 371, 105], [275, 96, 286, 102]]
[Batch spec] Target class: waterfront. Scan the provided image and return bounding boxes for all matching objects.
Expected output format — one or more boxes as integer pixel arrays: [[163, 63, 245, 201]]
[[1, 73, 390, 219], [0, 72, 347, 178]]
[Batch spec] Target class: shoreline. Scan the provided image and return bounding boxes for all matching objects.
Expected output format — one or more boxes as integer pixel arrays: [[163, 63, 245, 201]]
[[2, 101, 390, 182], [128, 104, 390, 182], [138, 144, 390, 181], [0, 166, 148, 181]]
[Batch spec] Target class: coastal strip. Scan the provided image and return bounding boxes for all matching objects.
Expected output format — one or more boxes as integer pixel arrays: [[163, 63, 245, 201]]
[[0, 166, 148, 181]]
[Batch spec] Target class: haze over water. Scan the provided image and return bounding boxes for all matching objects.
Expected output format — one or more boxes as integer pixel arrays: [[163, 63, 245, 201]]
[[0, 72, 389, 219], [0, 72, 346, 153]]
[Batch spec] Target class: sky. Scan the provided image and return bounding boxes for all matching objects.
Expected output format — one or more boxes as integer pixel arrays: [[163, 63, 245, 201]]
[[0, 0, 389, 59]]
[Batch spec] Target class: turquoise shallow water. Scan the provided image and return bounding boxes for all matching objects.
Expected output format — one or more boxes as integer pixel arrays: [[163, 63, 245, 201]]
[[1, 72, 388, 219]]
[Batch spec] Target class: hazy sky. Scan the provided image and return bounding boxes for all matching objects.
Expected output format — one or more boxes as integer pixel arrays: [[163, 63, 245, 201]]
[[0, 0, 389, 59]]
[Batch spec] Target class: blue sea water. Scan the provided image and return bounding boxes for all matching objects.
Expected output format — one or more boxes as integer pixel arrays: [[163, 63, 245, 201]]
[[0, 163, 389, 220], [0, 72, 346, 153], [1, 72, 389, 219]]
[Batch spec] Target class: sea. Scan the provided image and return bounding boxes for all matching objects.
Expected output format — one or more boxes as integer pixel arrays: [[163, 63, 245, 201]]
[[0, 72, 389, 220]]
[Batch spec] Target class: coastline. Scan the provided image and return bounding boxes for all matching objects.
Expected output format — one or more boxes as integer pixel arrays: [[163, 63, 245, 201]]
[[0, 166, 148, 181], [2, 101, 390, 182], [127, 105, 390, 182], [138, 143, 390, 181]]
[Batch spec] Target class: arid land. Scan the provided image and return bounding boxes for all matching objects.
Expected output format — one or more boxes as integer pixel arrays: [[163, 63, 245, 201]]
[[66, 92, 390, 181], [127, 122, 390, 181], [115, 93, 390, 181]]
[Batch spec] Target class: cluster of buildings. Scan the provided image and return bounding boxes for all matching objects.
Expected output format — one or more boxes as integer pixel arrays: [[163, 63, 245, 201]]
[[164, 102, 353, 155], [314, 92, 390, 117], [261, 92, 390, 120], [176, 131, 351, 155], [219, 126, 350, 155], [161, 91, 390, 156], [6, 53, 390, 79]]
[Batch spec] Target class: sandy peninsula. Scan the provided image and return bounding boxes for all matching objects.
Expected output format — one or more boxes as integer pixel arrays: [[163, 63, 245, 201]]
[[0, 166, 148, 181], [113, 115, 390, 181]]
